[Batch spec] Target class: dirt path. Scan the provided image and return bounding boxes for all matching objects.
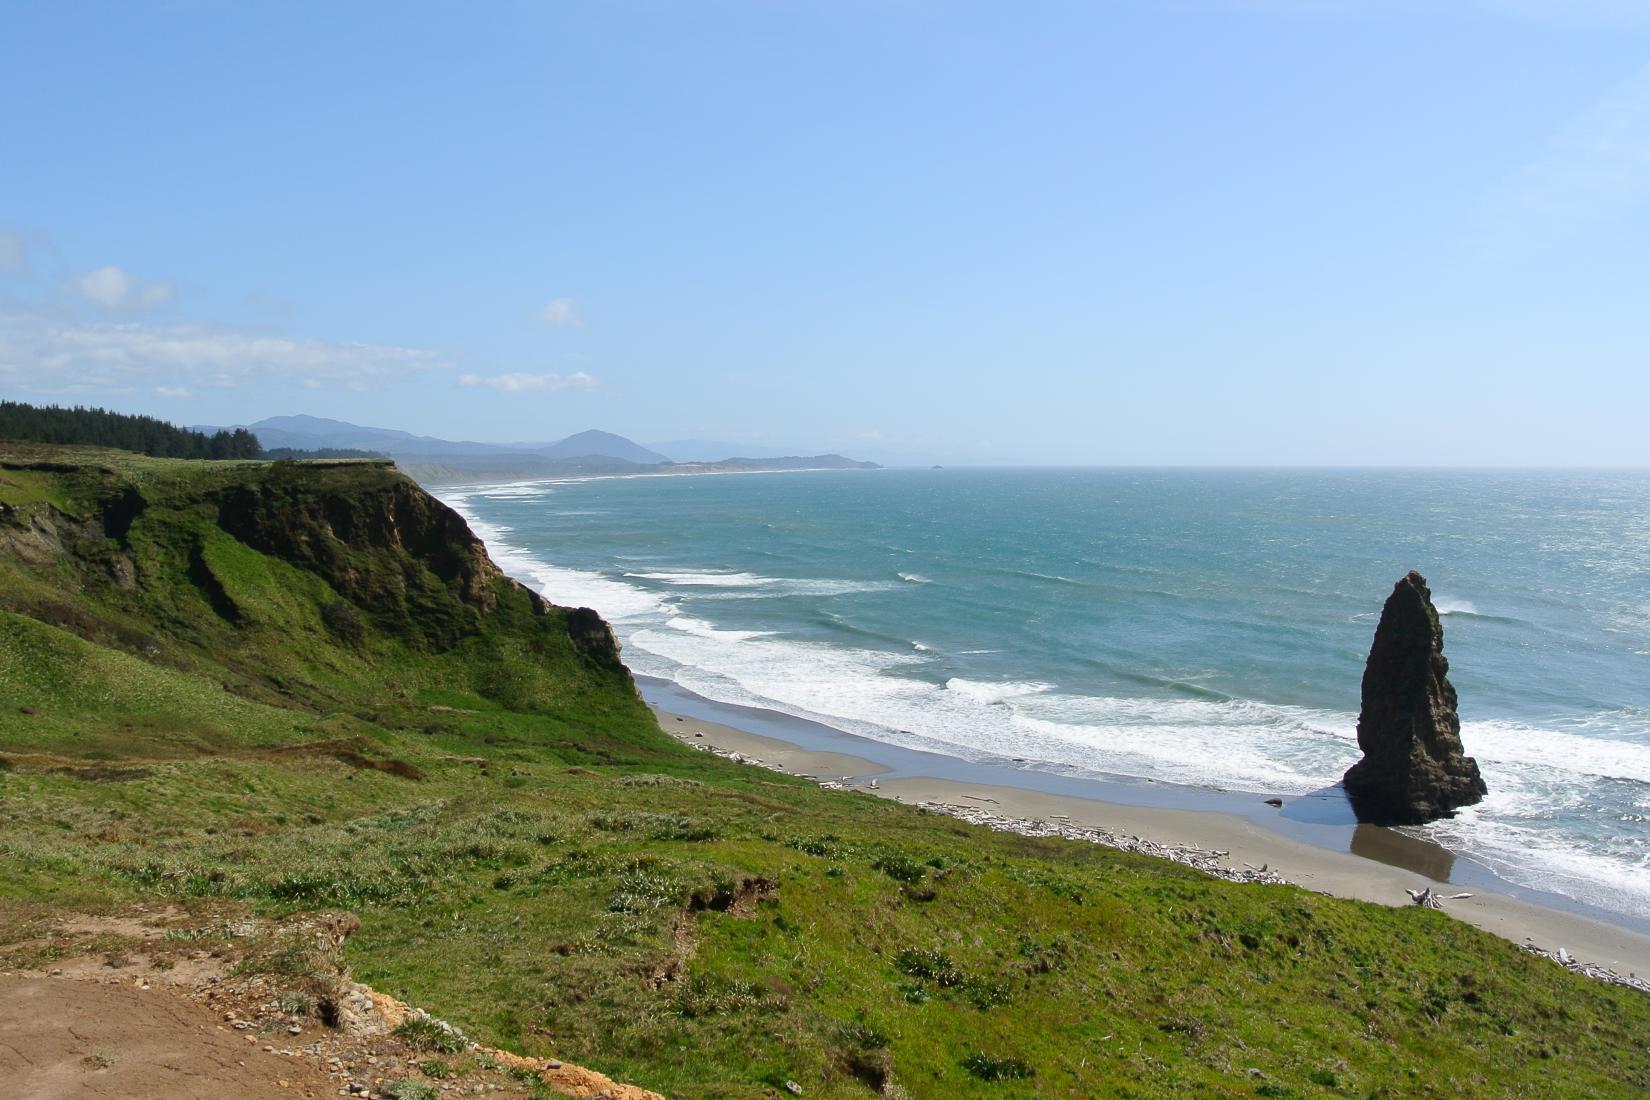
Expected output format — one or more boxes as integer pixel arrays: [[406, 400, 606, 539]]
[[0, 976, 334, 1099]]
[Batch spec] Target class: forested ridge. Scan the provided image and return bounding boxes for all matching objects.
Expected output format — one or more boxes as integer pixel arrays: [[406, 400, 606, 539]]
[[0, 400, 264, 460]]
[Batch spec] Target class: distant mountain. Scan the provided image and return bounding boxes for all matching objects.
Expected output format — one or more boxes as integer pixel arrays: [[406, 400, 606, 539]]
[[197, 415, 514, 457], [649, 439, 800, 463], [538, 430, 668, 465], [203, 417, 666, 464], [674, 454, 878, 472], [651, 438, 953, 467], [190, 416, 877, 483]]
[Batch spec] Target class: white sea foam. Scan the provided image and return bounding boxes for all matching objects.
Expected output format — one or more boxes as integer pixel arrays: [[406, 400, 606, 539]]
[[474, 484, 556, 500], [695, 579, 899, 598], [1423, 773, 1650, 913], [1434, 596, 1480, 616], [626, 570, 895, 598], [945, 678, 1054, 704], [664, 615, 775, 642], [1009, 694, 1357, 793], [627, 570, 775, 587], [439, 493, 668, 621], [1462, 718, 1650, 783], [897, 572, 934, 584]]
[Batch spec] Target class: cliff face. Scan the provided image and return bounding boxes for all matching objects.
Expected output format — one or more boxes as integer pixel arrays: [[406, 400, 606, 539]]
[[214, 469, 509, 649], [0, 448, 632, 713], [1342, 571, 1487, 825]]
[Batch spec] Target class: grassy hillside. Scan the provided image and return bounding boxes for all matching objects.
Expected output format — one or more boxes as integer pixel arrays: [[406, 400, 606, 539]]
[[2, 443, 1647, 1099]]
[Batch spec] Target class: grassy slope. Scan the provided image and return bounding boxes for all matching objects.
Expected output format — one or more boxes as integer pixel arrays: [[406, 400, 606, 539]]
[[1, 445, 1646, 1100]]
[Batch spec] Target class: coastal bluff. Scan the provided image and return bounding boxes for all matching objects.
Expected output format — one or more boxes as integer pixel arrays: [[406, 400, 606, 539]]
[[1343, 571, 1487, 825]]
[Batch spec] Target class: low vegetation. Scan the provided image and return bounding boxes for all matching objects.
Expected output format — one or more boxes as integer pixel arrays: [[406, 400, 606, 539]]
[[2, 443, 1647, 1097]]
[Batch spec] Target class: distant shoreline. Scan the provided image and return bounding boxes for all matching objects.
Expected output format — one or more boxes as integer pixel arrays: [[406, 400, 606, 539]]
[[638, 675, 1650, 983], [421, 462, 884, 490]]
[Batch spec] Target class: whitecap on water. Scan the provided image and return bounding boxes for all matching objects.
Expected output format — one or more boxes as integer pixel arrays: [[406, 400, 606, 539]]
[[1434, 596, 1480, 616], [944, 678, 1054, 704]]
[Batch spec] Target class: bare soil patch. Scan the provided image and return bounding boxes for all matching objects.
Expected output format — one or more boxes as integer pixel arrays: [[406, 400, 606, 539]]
[[0, 976, 334, 1099]]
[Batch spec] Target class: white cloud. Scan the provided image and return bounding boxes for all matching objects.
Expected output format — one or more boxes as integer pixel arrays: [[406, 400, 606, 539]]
[[1479, 59, 1650, 254], [73, 265, 176, 311], [457, 371, 599, 393], [536, 297, 584, 328], [0, 231, 25, 274], [0, 312, 449, 395], [154, 385, 191, 398]]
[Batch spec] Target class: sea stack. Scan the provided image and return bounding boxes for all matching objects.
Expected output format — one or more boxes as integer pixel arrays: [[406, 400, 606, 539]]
[[1342, 571, 1487, 825]]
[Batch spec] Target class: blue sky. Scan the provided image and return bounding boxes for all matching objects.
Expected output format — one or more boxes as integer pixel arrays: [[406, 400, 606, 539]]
[[4, 1, 1650, 464]]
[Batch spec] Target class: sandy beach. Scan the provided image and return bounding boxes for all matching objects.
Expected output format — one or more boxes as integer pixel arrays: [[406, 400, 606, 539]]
[[651, 703, 1650, 983]]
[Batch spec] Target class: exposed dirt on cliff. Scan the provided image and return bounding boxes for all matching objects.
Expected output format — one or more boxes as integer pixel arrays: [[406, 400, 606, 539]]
[[1, 908, 664, 1100], [0, 976, 336, 1099]]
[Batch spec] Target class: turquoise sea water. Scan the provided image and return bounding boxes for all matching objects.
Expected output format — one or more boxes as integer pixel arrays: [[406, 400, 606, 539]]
[[441, 469, 1650, 918]]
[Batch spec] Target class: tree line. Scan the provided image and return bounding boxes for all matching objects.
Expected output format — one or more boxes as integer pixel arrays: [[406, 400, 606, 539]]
[[0, 400, 266, 460]]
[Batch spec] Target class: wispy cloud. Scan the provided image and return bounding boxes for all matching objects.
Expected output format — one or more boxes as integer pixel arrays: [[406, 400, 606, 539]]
[[73, 265, 177, 312], [536, 297, 584, 328], [1479, 59, 1650, 255], [0, 230, 26, 275], [0, 312, 449, 396], [457, 371, 598, 394]]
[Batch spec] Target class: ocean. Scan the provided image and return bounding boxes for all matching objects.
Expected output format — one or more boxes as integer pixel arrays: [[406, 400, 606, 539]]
[[439, 468, 1650, 919]]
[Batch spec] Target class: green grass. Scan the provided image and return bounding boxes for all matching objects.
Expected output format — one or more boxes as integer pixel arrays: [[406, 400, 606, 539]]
[[3, 443, 1648, 1098]]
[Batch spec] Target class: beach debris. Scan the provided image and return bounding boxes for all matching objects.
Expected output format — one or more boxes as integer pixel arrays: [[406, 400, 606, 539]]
[[1518, 943, 1650, 995], [1343, 571, 1487, 825], [1406, 888, 1445, 909], [915, 802, 1290, 886], [1264, 797, 1283, 807], [1405, 888, 1478, 909]]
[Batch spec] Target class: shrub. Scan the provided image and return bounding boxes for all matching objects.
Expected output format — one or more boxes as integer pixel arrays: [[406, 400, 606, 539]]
[[871, 853, 927, 884], [838, 1020, 890, 1050], [895, 948, 962, 987], [963, 1052, 1033, 1081], [381, 1080, 439, 1100], [393, 1013, 466, 1054]]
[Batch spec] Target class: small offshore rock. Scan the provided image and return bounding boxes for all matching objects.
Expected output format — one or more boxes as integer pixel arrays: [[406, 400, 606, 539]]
[[1264, 797, 1283, 807]]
